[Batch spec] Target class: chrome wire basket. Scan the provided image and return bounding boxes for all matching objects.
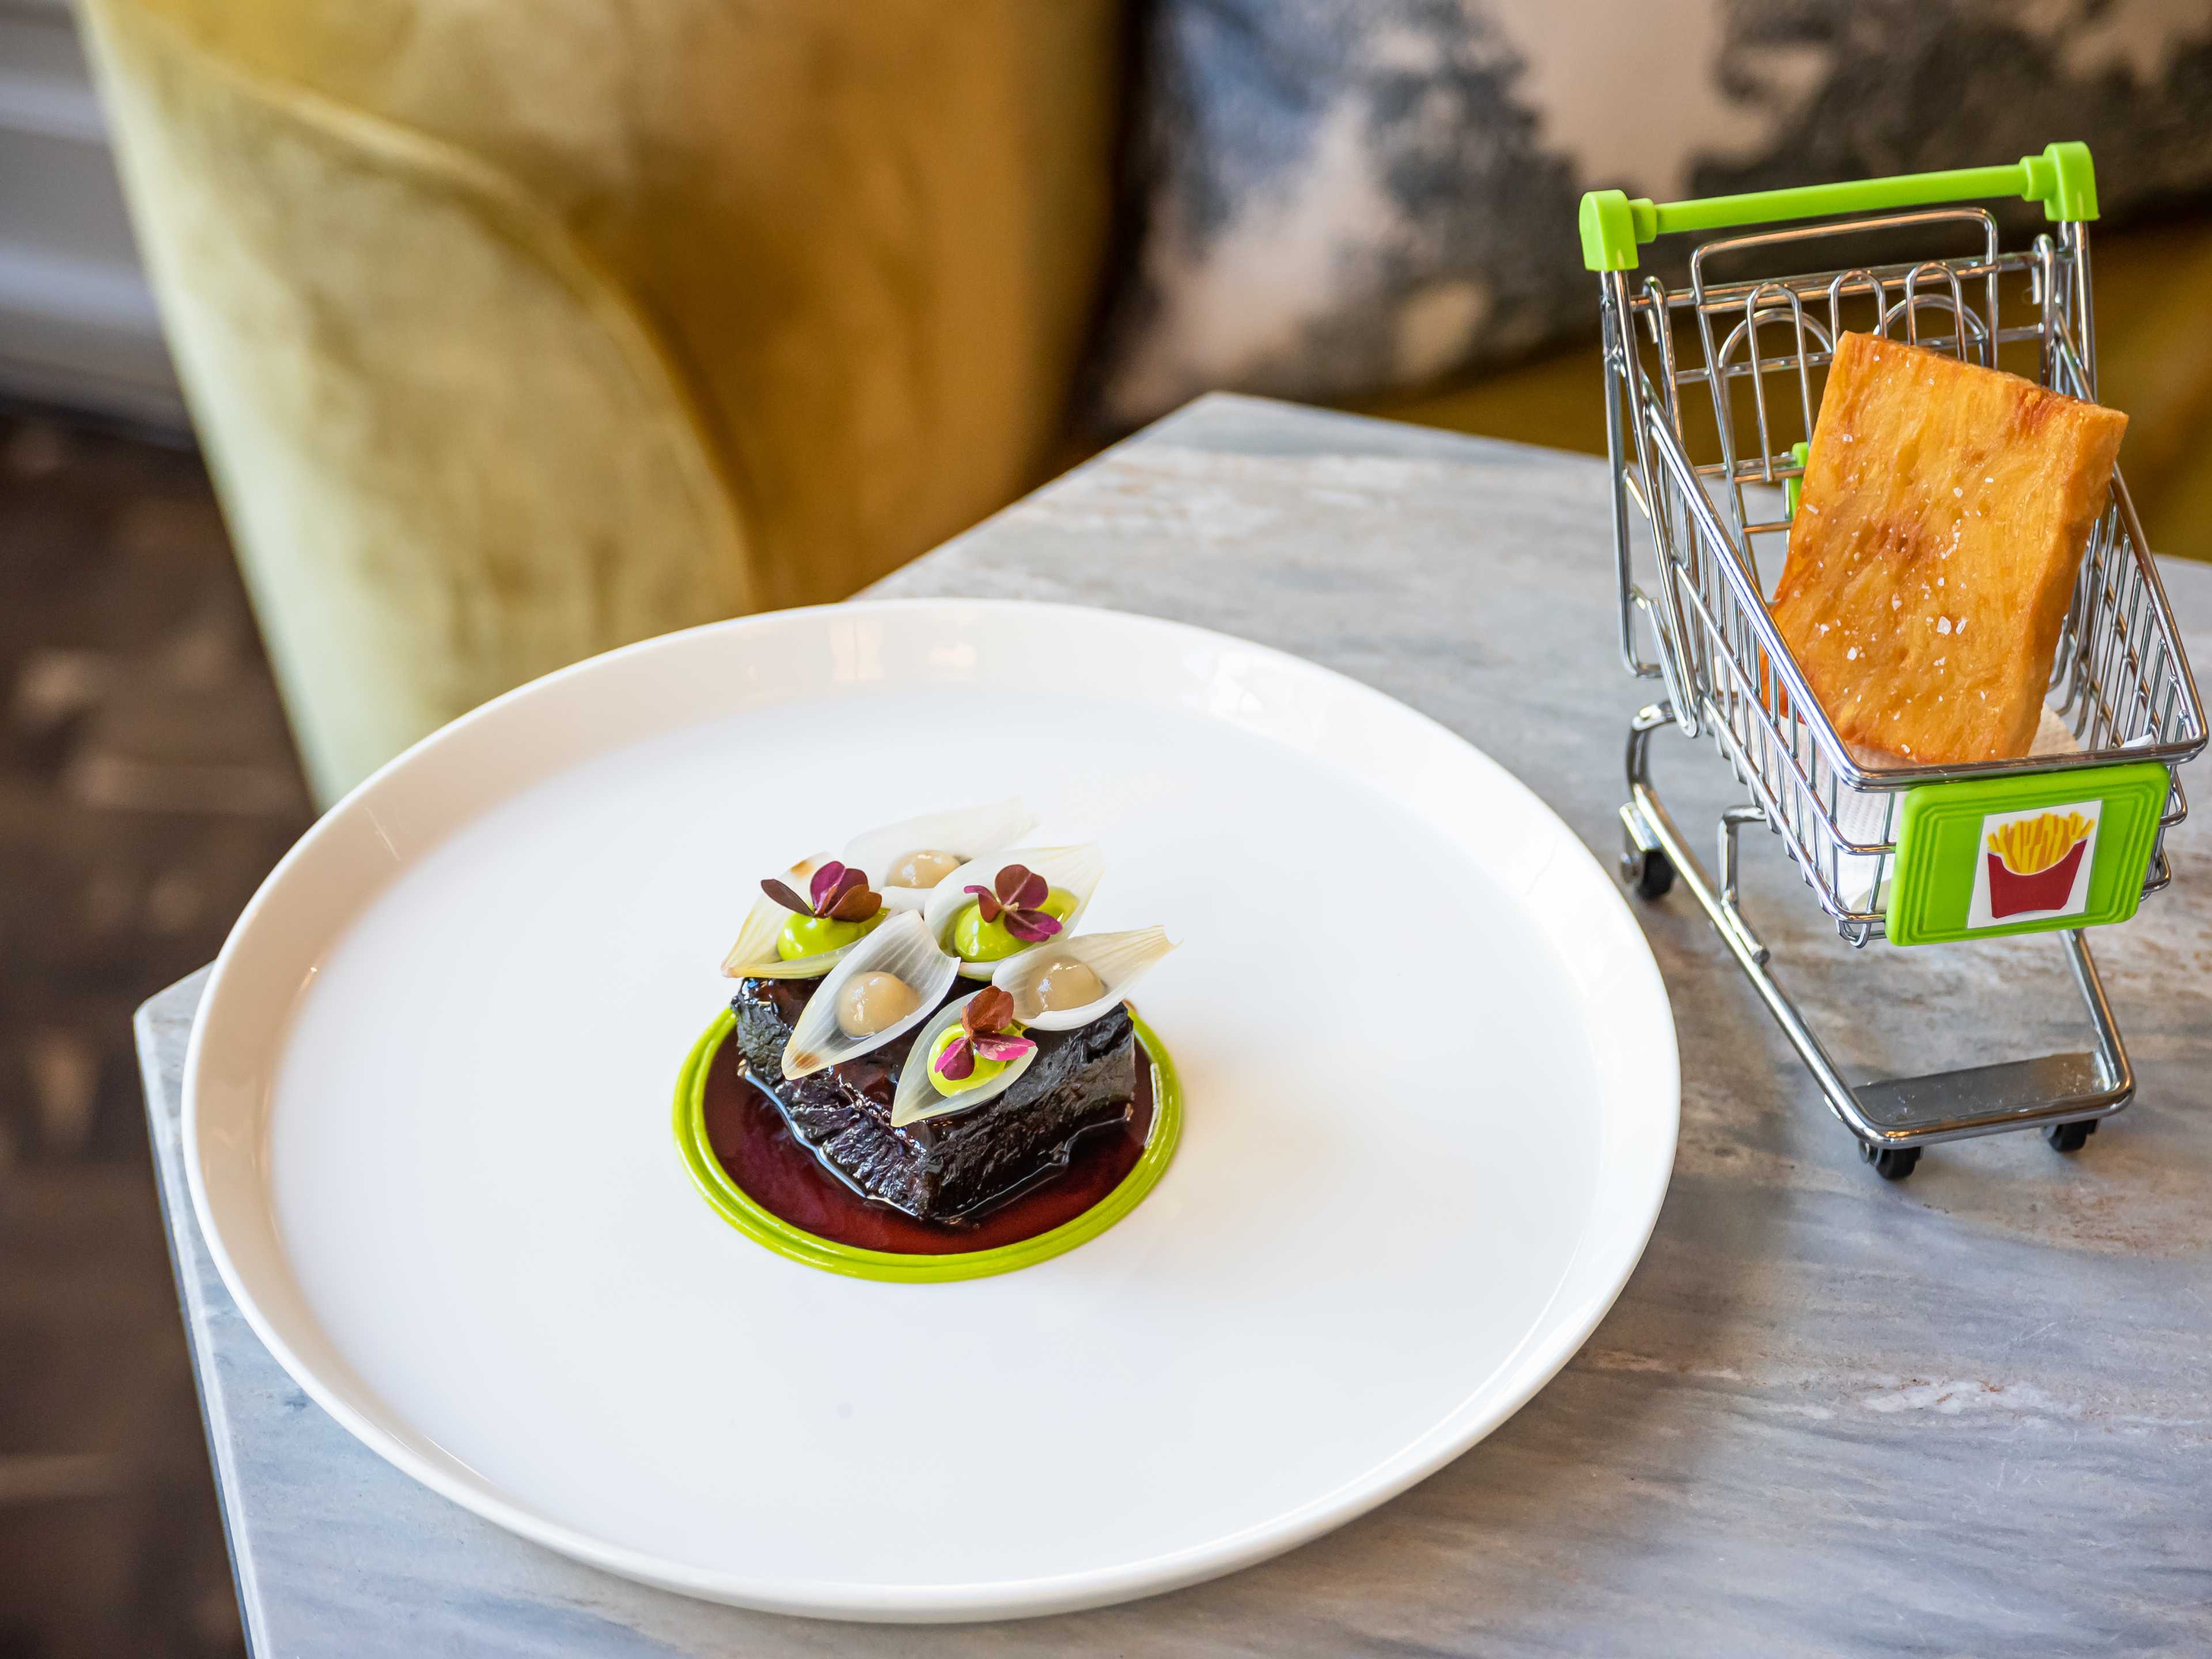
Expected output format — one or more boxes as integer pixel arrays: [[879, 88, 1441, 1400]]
[[1581, 143, 2207, 1177]]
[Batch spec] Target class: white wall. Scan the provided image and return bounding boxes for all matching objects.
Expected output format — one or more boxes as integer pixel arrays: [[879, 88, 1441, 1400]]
[[0, 0, 184, 427]]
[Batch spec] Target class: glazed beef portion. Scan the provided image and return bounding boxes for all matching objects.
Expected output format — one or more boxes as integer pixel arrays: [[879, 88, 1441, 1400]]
[[729, 977, 1137, 1221]]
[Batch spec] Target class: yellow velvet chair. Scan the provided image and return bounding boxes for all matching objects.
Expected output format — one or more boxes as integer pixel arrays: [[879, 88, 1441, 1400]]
[[79, 0, 1120, 800]]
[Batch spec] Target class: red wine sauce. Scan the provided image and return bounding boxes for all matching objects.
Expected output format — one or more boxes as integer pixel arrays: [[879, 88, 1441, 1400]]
[[699, 1028, 1155, 1255]]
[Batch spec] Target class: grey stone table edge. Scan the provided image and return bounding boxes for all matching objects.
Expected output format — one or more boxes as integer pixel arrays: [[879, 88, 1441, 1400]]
[[140, 393, 2212, 1658]]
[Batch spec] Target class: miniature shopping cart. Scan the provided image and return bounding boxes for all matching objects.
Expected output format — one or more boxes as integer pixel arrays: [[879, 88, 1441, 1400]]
[[1580, 142, 2207, 1178]]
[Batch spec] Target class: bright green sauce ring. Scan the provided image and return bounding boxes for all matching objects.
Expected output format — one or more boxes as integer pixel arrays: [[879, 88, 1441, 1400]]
[[673, 1006, 1182, 1282]]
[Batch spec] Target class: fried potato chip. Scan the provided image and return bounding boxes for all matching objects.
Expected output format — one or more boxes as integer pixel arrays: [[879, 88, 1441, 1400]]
[[1769, 331, 2126, 764]]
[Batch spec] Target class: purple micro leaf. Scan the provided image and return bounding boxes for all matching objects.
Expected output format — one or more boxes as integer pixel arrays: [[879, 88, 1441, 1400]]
[[828, 884, 882, 923], [971, 1034, 1035, 1064], [1011, 870, 1049, 911], [994, 864, 1032, 905], [808, 861, 850, 916], [760, 878, 811, 915], [933, 1035, 976, 1080], [964, 986, 1017, 1035], [968, 885, 1003, 923], [1002, 908, 1062, 942]]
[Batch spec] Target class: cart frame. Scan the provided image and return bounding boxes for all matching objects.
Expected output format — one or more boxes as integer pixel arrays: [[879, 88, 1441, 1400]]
[[1581, 143, 2207, 1177]]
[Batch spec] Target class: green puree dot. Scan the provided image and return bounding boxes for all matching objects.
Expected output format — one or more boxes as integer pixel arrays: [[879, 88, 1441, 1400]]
[[927, 1023, 1023, 1097], [950, 887, 1075, 963], [777, 912, 879, 961]]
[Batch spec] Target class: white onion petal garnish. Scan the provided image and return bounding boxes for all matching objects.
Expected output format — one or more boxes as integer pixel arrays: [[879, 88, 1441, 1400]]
[[722, 853, 878, 979], [991, 926, 1176, 1030], [922, 843, 1106, 980], [889, 991, 1040, 1127], [842, 798, 1036, 912], [780, 911, 958, 1079]]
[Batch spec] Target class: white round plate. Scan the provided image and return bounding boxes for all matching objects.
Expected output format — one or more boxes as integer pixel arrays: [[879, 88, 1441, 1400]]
[[185, 600, 1677, 1623]]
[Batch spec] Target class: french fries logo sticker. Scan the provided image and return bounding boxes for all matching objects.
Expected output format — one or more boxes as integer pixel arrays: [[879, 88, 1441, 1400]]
[[1967, 800, 2102, 929]]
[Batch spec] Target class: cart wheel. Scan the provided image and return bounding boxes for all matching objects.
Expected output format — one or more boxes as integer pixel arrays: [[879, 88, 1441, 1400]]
[[2045, 1119, 2097, 1154], [1859, 1141, 1921, 1180], [1628, 849, 1675, 902]]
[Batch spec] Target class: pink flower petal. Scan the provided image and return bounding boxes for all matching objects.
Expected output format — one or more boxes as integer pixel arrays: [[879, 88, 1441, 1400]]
[[808, 861, 850, 915], [1002, 908, 1062, 942]]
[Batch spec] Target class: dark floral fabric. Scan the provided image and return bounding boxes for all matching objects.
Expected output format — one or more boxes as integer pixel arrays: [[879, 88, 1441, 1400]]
[[1093, 0, 2212, 426]]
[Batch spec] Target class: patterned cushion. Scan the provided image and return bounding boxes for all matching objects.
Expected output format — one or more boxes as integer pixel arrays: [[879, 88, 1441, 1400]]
[[1094, 0, 2212, 427]]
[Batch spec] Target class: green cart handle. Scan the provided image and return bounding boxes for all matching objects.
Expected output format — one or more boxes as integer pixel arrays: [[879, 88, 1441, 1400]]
[[1580, 141, 2096, 272]]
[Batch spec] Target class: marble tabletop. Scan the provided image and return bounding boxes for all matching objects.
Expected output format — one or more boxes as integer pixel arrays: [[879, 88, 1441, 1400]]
[[139, 394, 2212, 1656]]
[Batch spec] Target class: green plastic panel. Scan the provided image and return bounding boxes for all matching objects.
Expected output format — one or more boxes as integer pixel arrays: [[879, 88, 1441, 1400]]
[[1887, 760, 2167, 946], [673, 1007, 1183, 1282], [1782, 440, 1810, 521], [1580, 142, 2098, 271]]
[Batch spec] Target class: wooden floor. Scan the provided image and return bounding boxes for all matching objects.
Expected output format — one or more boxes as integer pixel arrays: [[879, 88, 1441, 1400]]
[[0, 413, 309, 1658]]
